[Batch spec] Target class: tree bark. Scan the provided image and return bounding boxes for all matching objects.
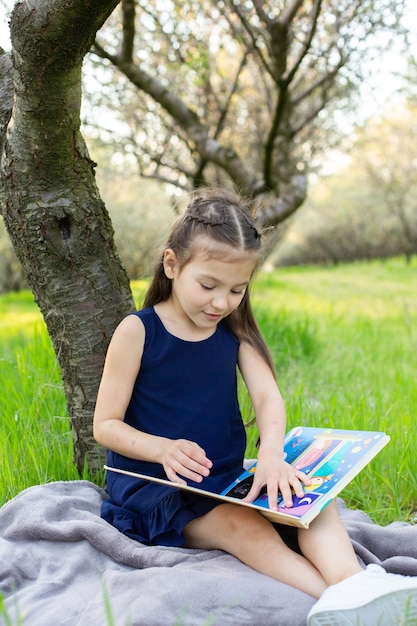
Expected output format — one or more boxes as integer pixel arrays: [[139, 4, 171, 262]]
[[0, 0, 134, 473]]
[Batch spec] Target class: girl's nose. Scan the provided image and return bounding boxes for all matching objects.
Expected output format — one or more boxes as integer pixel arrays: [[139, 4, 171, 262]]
[[212, 293, 228, 311]]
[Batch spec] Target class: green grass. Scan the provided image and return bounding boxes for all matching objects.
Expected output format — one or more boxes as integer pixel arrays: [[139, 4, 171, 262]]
[[1, 257, 416, 525], [0, 292, 81, 501]]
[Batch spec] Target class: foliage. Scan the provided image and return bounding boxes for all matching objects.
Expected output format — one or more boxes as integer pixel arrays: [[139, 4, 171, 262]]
[[6, 91, 417, 294], [2, 259, 417, 527], [83, 0, 407, 228], [273, 101, 417, 266], [354, 102, 417, 257]]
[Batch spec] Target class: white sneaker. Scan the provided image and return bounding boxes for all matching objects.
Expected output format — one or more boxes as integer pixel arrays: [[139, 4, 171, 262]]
[[307, 564, 417, 625]]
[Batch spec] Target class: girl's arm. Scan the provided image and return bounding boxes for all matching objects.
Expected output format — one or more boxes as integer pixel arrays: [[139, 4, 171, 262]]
[[237, 341, 309, 510], [93, 315, 212, 484]]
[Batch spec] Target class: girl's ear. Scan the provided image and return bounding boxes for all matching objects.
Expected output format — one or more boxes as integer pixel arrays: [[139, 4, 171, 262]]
[[163, 248, 178, 279]]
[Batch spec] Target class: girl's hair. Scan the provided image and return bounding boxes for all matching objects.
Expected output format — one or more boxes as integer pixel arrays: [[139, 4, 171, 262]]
[[143, 188, 275, 374]]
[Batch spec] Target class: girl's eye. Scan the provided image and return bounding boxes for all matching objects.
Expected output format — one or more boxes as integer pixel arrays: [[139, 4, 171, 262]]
[[200, 284, 245, 294]]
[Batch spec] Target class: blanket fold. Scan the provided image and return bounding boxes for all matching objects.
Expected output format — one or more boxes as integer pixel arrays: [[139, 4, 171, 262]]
[[0, 481, 416, 625]]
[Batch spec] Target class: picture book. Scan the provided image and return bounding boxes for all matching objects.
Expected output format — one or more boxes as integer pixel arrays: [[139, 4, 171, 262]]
[[104, 425, 390, 529]]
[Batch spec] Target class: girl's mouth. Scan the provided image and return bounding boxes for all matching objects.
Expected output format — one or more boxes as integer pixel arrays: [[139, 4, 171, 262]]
[[204, 312, 222, 320]]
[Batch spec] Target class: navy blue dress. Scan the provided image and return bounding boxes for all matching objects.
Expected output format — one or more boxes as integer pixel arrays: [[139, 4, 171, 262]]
[[101, 307, 247, 547]]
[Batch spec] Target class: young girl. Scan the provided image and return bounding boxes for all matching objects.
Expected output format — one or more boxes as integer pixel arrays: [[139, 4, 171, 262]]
[[94, 189, 417, 625]]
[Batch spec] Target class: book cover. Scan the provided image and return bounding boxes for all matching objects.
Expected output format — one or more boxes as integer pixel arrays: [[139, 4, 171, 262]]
[[104, 425, 390, 529]]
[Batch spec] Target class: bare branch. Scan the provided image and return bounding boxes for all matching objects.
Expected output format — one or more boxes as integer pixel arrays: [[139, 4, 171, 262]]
[[257, 174, 307, 227], [291, 61, 345, 107], [279, 0, 304, 26], [214, 53, 247, 140], [120, 0, 136, 62], [141, 169, 192, 191], [252, 0, 273, 27], [284, 0, 322, 84], [91, 45, 259, 190], [88, 0, 408, 229], [222, 1, 276, 79]]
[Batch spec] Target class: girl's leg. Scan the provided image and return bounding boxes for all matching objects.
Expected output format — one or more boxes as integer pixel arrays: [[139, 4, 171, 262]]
[[303, 501, 417, 625], [298, 499, 362, 586], [183, 502, 327, 598]]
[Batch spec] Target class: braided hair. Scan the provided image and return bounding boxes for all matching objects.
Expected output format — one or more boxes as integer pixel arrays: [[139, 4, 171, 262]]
[[143, 189, 275, 374]]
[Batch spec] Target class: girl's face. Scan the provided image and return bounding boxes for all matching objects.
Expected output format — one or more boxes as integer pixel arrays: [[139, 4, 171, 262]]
[[163, 244, 257, 332]]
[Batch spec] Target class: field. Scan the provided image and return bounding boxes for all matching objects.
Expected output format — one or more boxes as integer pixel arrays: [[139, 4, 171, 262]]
[[1, 258, 416, 526]]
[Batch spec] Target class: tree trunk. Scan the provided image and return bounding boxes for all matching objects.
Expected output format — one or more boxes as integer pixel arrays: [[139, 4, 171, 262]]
[[0, 0, 134, 473]]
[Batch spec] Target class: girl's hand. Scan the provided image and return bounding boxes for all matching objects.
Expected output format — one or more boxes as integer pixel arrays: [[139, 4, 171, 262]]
[[242, 452, 311, 511], [161, 438, 213, 485]]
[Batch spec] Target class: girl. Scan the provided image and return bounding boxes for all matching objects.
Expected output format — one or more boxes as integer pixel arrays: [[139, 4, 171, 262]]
[[94, 189, 417, 625]]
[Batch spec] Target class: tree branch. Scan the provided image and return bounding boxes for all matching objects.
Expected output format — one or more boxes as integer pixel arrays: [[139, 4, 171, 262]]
[[257, 174, 307, 227], [279, 0, 304, 26], [291, 61, 344, 107], [284, 0, 322, 84], [252, 0, 273, 27], [120, 0, 135, 62], [11, 0, 121, 64], [222, 1, 276, 80], [91, 43, 259, 190]]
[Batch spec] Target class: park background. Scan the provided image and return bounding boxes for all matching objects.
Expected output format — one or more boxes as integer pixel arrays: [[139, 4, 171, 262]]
[[0, 0, 416, 528]]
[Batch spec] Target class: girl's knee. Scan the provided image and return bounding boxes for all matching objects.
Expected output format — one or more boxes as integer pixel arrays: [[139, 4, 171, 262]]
[[184, 503, 273, 550], [205, 503, 267, 539]]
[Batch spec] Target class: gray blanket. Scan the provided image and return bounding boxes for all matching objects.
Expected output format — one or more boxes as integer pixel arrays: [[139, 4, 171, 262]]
[[1, 480, 417, 626]]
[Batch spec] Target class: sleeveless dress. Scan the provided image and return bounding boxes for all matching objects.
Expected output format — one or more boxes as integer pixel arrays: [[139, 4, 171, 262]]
[[101, 307, 247, 547]]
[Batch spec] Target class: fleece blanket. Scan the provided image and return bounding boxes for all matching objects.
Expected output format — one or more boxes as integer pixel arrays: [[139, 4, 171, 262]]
[[1, 481, 417, 626]]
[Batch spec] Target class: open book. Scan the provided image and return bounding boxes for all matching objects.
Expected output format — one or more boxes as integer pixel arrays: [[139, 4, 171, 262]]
[[104, 425, 390, 529]]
